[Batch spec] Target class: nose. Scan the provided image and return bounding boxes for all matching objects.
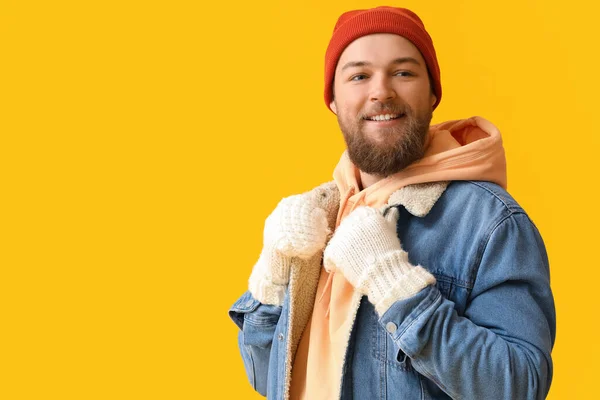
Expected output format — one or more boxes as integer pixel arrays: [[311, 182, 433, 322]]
[[369, 75, 396, 103]]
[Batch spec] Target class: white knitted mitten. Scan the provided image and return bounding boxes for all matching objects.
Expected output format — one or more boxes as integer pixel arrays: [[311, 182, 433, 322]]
[[324, 206, 436, 315], [249, 193, 331, 306]]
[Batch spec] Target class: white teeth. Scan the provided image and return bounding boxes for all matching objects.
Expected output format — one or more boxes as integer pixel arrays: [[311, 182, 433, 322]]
[[368, 113, 399, 121]]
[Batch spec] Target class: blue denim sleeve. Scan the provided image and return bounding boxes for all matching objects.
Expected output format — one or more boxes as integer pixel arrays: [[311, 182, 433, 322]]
[[229, 290, 282, 397], [379, 213, 556, 399]]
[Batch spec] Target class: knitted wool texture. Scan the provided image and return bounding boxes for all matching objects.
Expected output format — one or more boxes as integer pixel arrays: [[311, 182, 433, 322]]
[[249, 193, 331, 306], [324, 6, 442, 112], [323, 206, 436, 315]]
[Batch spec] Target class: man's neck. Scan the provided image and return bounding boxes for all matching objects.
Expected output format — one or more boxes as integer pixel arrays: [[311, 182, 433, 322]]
[[359, 170, 385, 190]]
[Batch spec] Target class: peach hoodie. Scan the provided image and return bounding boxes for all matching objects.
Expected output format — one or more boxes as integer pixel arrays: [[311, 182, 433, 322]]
[[289, 116, 508, 400]]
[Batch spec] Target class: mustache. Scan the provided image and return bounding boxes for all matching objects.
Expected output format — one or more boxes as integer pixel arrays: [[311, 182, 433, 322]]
[[358, 103, 409, 119]]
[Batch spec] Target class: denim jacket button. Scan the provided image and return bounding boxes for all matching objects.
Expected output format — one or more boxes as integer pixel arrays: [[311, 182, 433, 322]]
[[278, 333, 284, 341], [386, 322, 397, 333]]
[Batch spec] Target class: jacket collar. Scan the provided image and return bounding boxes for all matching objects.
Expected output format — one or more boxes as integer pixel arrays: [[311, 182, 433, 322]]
[[386, 181, 449, 217]]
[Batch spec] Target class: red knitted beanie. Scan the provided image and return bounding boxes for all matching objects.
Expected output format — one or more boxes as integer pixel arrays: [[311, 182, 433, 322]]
[[324, 6, 442, 112]]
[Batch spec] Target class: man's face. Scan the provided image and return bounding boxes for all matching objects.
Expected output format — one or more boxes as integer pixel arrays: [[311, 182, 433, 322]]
[[331, 33, 437, 176]]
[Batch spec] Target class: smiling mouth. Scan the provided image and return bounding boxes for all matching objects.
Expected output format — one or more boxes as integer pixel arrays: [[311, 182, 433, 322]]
[[364, 113, 405, 122]]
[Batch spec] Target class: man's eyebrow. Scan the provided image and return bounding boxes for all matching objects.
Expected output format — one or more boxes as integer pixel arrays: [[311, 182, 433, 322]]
[[341, 57, 422, 72]]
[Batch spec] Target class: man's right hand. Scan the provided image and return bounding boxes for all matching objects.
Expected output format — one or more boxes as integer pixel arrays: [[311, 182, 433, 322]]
[[248, 191, 331, 306]]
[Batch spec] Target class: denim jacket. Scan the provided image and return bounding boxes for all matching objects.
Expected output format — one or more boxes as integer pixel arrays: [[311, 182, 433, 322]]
[[229, 180, 556, 399]]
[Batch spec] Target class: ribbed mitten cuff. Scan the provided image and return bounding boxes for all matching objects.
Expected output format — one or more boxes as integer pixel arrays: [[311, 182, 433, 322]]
[[360, 250, 436, 315]]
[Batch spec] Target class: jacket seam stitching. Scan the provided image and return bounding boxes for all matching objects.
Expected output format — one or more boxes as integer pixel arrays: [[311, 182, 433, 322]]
[[470, 211, 526, 292], [468, 181, 516, 211], [431, 272, 471, 289]]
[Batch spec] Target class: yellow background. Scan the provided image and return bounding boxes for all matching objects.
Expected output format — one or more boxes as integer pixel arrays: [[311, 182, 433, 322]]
[[1, 0, 598, 398]]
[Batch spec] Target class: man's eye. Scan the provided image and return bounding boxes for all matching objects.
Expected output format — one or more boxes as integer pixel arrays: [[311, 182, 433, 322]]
[[395, 71, 414, 77], [350, 74, 367, 81]]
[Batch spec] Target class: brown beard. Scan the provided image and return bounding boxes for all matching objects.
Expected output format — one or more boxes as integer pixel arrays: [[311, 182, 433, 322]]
[[336, 102, 432, 177]]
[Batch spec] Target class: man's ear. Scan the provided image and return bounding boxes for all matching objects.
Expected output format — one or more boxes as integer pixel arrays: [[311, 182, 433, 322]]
[[431, 93, 437, 109], [330, 101, 337, 114]]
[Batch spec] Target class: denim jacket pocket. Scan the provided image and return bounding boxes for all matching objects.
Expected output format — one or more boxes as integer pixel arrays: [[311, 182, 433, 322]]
[[229, 291, 262, 330], [241, 304, 282, 349], [230, 290, 283, 323], [430, 272, 471, 316]]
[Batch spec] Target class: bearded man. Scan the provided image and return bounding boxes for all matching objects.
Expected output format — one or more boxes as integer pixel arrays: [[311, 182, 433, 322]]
[[229, 6, 556, 400]]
